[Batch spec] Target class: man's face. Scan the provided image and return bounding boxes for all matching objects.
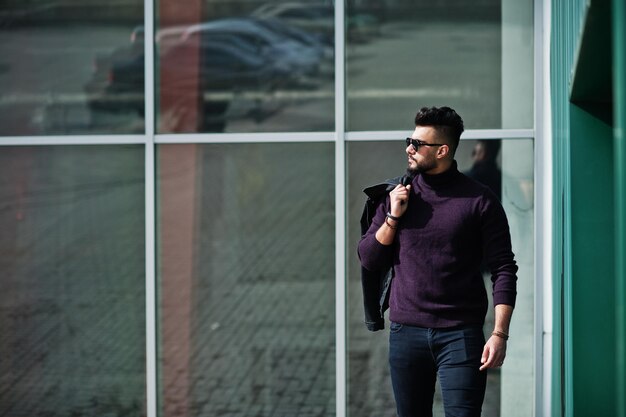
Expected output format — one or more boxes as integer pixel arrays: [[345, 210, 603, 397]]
[[406, 126, 442, 174]]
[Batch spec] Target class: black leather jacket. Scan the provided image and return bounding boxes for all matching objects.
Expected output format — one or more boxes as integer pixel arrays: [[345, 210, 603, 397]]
[[358, 174, 411, 331]]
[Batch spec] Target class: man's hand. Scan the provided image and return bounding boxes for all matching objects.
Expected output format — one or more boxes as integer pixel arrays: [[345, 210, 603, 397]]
[[389, 183, 411, 218], [480, 304, 513, 371], [479, 335, 507, 371], [374, 183, 411, 245]]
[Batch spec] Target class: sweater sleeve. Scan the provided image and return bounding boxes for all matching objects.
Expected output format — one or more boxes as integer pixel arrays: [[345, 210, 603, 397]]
[[480, 193, 518, 307], [357, 196, 395, 272]]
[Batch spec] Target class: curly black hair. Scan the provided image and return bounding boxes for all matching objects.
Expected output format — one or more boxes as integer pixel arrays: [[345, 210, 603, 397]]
[[414, 106, 464, 156]]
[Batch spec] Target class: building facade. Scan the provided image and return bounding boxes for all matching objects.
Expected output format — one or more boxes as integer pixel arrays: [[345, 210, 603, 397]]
[[0, 0, 623, 416], [551, 0, 626, 416]]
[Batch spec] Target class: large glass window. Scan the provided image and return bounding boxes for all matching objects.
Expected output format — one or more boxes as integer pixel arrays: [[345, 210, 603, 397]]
[[347, 138, 534, 417], [346, 0, 533, 130], [1, 0, 538, 415], [156, 1, 335, 133], [0, 146, 146, 415], [0, 2, 145, 135], [157, 142, 336, 416]]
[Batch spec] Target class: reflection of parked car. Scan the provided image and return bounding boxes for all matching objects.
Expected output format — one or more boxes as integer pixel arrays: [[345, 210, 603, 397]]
[[251, 16, 333, 61], [128, 17, 331, 76], [130, 25, 144, 44], [253, 2, 334, 43], [182, 18, 322, 77], [85, 44, 144, 114], [85, 36, 290, 118], [85, 16, 332, 126], [162, 39, 289, 91], [190, 32, 294, 78], [252, 2, 379, 42]]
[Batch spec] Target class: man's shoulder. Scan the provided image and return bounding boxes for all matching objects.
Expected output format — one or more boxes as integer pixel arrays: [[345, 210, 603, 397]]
[[453, 171, 493, 194], [451, 173, 503, 210]]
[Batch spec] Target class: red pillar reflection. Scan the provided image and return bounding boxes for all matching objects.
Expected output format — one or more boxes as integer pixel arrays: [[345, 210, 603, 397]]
[[158, 0, 204, 412], [159, 144, 201, 417], [158, 0, 203, 133]]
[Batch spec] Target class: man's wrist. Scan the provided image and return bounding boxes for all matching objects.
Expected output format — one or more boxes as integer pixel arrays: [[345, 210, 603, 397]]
[[491, 330, 509, 341], [386, 211, 401, 221], [384, 216, 398, 229]]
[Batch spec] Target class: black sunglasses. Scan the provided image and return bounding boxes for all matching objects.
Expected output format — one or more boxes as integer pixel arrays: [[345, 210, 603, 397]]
[[405, 137, 445, 150]]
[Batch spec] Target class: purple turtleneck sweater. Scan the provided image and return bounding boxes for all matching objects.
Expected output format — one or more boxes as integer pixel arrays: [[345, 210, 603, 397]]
[[358, 162, 517, 328]]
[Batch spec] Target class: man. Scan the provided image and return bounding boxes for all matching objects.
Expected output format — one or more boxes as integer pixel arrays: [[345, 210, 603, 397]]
[[357, 106, 517, 417], [465, 139, 502, 201]]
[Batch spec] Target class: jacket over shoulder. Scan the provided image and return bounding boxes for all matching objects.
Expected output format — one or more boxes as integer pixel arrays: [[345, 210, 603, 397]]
[[357, 173, 411, 331]]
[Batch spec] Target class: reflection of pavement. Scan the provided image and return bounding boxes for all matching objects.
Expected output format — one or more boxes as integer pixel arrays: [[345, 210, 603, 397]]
[[346, 20, 500, 130], [0, 147, 146, 416], [159, 144, 336, 416]]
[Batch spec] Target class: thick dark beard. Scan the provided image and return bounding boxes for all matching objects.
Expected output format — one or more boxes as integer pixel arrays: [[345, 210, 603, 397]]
[[409, 155, 437, 174], [407, 156, 420, 174]]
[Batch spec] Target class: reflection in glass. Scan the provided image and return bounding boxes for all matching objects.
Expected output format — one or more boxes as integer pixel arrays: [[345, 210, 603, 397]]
[[346, 0, 533, 130], [463, 140, 502, 201], [347, 139, 534, 416], [347, 142, 403, 417], [156, 1, 334, 133], [157, 143, 335, 417], [0, 2, 145, 135], [0, 146, 146, 415]]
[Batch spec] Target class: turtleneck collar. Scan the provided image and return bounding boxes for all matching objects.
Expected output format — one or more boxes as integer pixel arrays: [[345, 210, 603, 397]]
[[417, 160, 460, 188]]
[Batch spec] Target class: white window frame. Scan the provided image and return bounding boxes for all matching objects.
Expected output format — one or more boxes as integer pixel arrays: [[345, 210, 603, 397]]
[[0, 0, 551, 415]]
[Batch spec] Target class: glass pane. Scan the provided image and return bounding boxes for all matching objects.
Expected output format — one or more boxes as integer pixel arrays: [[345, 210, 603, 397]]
[[0, 146, 146, 415], [156, 1, 334, 133], [346, 0, 533, 130], [347, 138, 534, 416], [157, 143, 335, 417], [0, 2, 145, 135], [347, 142, 401, 417], [498, 139, 534, 417]]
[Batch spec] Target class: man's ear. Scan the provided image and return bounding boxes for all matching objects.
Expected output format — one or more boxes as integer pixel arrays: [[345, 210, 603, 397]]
[[436, 144, 450, 160]]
